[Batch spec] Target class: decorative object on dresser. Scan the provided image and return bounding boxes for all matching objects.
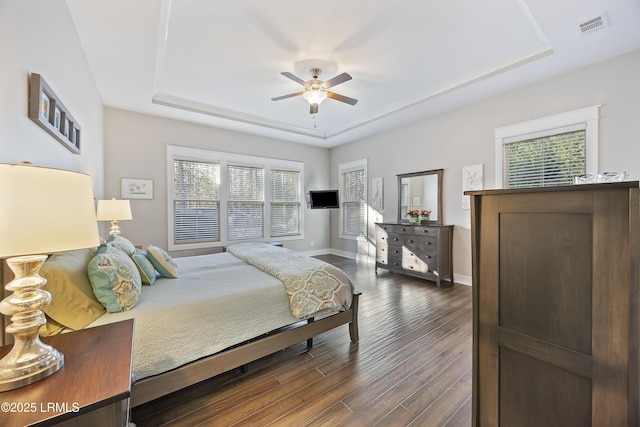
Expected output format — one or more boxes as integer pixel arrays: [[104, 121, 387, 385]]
[[375, 223, 454, 287], [28, 73, 81, 154], [96, 198, 133, 236], [0, 163, 100, 391], [467, 182, 639, 426]]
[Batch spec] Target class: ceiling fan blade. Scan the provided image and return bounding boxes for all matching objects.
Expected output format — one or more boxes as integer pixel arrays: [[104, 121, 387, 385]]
[[271, 92, 303, 101], [310, 103, 318, 114], [323, 72, 352, 89], [327, 92, 358, 105], [281, 72, 306, 86]]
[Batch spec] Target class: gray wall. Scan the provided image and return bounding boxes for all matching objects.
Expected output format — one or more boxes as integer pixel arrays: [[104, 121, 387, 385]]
[[104, 108, 332, 256], [0, 0, 104, 195], [330, 49, 640, 284]]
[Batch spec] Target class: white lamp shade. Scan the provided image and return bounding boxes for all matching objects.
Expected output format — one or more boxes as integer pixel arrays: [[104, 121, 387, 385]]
[[96, 199, 132, 221], [0, 163, 100, 258]]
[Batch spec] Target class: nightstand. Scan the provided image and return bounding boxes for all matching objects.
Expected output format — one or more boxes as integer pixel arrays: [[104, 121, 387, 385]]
[[0, 319, 134, 427]]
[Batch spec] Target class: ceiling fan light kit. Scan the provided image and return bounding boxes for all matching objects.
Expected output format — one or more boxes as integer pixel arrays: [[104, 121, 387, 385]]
[[272, 67, 358, 114]]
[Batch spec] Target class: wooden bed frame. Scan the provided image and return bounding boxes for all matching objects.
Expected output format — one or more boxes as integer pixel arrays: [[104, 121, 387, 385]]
[[130, 291, 361, 407]]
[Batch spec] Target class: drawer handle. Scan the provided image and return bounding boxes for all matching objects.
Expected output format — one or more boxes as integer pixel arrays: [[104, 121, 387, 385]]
[[381, 248, 386, 252], [393, 250, 399, 254], [407, 239, 414, 243], [393, 238, 400, 242], [426, 242, 432, 245], [422, 229, 429, 233]]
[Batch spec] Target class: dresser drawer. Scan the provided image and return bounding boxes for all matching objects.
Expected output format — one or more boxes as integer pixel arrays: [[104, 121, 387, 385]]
[[376, 244, 402, 264], [404, 235, 437, 255], [402, 249, 434, 273]]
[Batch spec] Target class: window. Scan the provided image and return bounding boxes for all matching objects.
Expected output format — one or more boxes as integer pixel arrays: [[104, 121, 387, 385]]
[[167, 146, 303, 250], [270, 169, 301, 237], [495, 105, 599, 189], [339, 159, 367, 239], [227, 164, 264, 240], [172, 159, 220, 243]]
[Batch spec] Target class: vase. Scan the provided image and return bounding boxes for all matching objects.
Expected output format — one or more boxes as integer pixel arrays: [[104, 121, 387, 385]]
[[420, 215, 430, 222], [409, 215, 419, 223]]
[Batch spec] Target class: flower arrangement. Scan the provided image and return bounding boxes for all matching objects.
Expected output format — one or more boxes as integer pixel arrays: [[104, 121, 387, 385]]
[[406, 209, 432, 217], [406, 209, 432, 223]]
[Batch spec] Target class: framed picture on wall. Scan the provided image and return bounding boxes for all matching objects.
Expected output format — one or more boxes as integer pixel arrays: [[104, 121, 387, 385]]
[[28, 73, 81, 154], [121, 178, 154, 199]]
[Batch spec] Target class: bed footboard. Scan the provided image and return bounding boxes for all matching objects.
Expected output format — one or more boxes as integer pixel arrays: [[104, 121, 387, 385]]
[[131, 291, 361, 408]]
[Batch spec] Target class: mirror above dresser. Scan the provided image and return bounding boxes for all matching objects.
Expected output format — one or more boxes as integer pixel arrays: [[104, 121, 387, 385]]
[[397, 169, 443, 224]]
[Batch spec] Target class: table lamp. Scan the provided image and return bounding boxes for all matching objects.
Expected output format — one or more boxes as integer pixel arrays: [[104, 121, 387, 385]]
[[0, 163, 100, 391], [96, 198, 132, 236]]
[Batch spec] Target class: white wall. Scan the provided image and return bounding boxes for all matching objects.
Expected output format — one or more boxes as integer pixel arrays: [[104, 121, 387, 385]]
[[0, 0, 104, 195], [104, 108, 332, 256], [330, 49, 640, 284]]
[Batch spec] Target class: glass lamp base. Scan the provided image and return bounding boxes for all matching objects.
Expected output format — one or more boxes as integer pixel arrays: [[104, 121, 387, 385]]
[[0, 254, 65, 391]]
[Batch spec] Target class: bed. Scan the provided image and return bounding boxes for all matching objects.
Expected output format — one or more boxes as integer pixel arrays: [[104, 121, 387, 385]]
[[30, 241, 360, 408]]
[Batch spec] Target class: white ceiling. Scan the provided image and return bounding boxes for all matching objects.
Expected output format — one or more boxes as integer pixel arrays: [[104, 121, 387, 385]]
[[66, 0, 640, 148]]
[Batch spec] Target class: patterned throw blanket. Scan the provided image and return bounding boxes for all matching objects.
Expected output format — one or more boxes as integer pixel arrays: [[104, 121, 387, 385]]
[[227, 243, 354, 318]]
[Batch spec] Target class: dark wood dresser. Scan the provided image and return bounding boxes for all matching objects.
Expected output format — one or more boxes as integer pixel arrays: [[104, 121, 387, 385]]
[[467, 182, 639, 426], [375, 223, 454, 286]]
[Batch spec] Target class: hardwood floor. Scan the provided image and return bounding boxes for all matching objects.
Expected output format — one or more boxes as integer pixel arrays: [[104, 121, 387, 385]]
[[132, 254, 473, 426]]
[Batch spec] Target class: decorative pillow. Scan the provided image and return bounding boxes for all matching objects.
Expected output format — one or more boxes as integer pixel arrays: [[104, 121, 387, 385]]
[[146, 245, 179, 278], [106, 234, 136, 257], [88, 247, 142, 312], [132, 249, 157, 285], [39, 248, 106, 333], [40, 316, 65, 337]]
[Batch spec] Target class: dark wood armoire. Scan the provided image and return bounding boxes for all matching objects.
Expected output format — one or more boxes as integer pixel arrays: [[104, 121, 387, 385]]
[[467, 182, 639, 426]]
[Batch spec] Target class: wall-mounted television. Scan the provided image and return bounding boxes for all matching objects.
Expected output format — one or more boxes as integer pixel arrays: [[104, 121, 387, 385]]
[[309, 190, 340, 209]]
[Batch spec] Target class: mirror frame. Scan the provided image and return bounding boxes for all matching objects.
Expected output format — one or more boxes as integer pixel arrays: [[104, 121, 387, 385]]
[[397, 168, 443, 225]]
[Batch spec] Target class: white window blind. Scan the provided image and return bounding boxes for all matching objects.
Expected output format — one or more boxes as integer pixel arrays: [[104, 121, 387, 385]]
[[227, 164, 264, 240], [340, 164, 366, 238], [495, 105, 600, 189], [172, 159, 220, 243], [270, 169, 301, 237], [503, 129, 586, 188], [168, 145, 304, 251]]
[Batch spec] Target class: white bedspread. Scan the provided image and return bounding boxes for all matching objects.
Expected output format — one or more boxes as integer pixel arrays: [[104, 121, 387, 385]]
[[86, 252, 301, 381]]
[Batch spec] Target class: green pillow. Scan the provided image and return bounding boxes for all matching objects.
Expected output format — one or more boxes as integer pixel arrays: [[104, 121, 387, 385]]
[[106, 234, 136, 256], [146, 245, 178, 278], [132, 249, 157, 285], [39, 248, 106, 333], [88, 247, 141, 312]]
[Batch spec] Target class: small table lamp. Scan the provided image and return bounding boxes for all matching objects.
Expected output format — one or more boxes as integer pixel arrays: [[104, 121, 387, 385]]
[[0, 163, 100, 391], [96, 198, 132, 236]]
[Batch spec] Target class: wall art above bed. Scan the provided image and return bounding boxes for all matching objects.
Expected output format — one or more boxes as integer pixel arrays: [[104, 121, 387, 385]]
[[121, 178, 154, 199], [28, 73, 81, 154]]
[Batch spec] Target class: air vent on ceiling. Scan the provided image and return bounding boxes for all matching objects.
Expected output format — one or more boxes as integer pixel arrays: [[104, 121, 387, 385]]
[[577, 13, 608, 36]]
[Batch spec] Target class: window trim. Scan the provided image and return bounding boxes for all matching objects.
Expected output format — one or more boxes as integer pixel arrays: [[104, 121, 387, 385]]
[[167, 145, 304, 251], [494, 105, 600, 189], [338, 158, 368, 241]]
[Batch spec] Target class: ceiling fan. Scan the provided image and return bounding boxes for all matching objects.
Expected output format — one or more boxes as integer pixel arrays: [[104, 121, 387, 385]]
[[271, 67, 358, 114]]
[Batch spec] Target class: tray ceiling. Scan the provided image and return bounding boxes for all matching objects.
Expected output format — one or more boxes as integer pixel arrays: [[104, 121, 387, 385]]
[[66, 0, 640, 147]]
